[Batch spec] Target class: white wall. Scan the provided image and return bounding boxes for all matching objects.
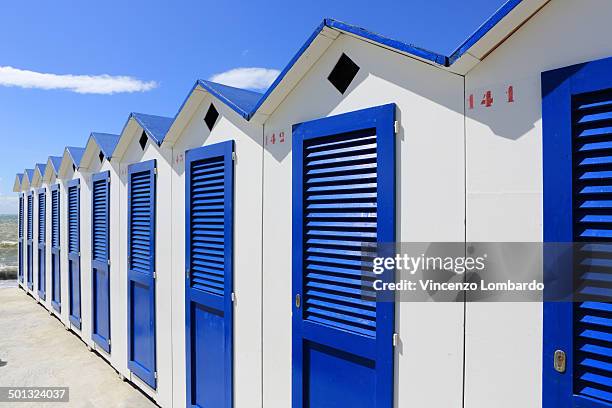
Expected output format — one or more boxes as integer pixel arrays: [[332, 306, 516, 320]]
[[261, 33, 465, 408], [168, 92, 263, 408], [464, 1, 612, 407], [118, 130, 173, 407]]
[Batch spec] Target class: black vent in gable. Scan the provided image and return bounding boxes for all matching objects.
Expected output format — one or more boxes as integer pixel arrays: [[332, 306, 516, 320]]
[[99, 151, 105, 163], [328, 53, 360, 94], [72, 164, 76, 172], [139, 131, 148, 150], [204, 104, 219, 131]]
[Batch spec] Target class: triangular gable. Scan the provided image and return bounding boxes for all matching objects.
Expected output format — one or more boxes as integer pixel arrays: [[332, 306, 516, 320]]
[[80, 132, 120, 169], [22, 169, 34, 189], [32, 163, 47, 187], [113, 112, 173, 161], [164, 80, 262, 146], [13, 173, 23, 192], [43, 156, 63, 183], [58, 147, 85, 179]]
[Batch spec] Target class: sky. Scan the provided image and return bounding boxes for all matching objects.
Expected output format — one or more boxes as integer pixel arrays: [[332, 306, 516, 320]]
[[0, 0, 507, 214]]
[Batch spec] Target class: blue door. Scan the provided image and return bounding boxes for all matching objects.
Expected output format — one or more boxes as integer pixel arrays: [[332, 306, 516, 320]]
[[38, 188, 46, 300], [127, 160, 157, 388], [18, 193, 23, 283], [92, 171, 111, 352], [185, 141, 234, 408], [292, 104, 396, 408], [67, 179, 81, 329], [26, 191, 33, 291], [543, 55, 612, 407], [51, 184, 61, 312]]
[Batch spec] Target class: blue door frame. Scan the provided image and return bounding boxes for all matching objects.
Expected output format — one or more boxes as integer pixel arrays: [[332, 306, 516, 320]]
[[26, 191, 33, 290], [18, 193, 23, 284], [92, 171, 111, 353], [67, 178, 81, 329], [51, 184, 61, 312], [185, 140, 234, 408], [292, 104, 396, 408], [38, 187, 46, 300], [127, 159, 157, 389], [543, 55, 612, 408]]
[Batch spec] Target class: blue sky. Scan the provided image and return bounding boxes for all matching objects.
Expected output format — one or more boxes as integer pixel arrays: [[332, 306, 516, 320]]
[[0, 0, 506, 213]]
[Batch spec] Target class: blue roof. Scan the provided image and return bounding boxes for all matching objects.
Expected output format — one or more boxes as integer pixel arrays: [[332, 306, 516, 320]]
[[66, 146, 86, 168], [90, 132, 120, 157], [196, 80, 262, 120], [49, 156, 63, 174], [25, 169, 34, 182], [249, 2, 524, 117], [35, 163, 46, 176], [128, 112, 173, 145]]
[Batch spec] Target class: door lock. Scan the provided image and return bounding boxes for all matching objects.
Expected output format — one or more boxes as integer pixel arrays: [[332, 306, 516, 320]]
[[295, 294, 301, 309], [554, 350, 566, 373]]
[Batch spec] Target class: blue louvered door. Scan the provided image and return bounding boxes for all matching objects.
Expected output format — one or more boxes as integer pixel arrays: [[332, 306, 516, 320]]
[[18, 193, 23, 283], [292, 104, 396, 408], [27, 191, 33, 290], [38, 188, 46, 300], [92, 171, 111, 352], [543, 56, 612, 408], [51, 184, 61, 312], [185, 141, 234, 408], [67, 179, 81, 329], [127, 160, 157, 389]]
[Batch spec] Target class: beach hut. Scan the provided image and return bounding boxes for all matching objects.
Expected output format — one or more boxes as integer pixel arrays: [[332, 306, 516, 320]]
[[241, 19, 465, 408], [78, 132, 126, 373], [453, 1, 612, 406], [43, 156, 64, 317], [22, 168, 36, 295], [162, 80, 263, 407], [31, 163, 49, 305], [57, 147, 87, 335], [112, 112, 173, 405], [12, 173, 25, 287]]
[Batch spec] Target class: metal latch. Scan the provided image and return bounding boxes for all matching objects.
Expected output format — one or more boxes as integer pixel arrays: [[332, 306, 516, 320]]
[[154, 372, 158, 379], [295, 293, 301, 309], [394, 120, 399, 134], [231, 292, 236, 303], [232, 152, 236, 161], [152, 271, 157, 279], [554, 350, 566, 373], [186, 268, 190, 279], [392, 333, 399, 347]]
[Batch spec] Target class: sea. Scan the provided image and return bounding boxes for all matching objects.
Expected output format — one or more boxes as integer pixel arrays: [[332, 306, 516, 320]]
[[0, 214, 18, 276]]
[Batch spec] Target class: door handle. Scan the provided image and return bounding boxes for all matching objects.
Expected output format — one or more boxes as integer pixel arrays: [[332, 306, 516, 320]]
[[295, 293, 301, 309]]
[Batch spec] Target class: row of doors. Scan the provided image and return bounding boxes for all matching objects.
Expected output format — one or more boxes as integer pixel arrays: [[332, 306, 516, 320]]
[[18, 105, 397, 407]]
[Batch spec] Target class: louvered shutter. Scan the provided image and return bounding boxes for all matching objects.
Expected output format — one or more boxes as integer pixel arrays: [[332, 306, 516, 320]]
[[38, 190, 45, 243], [51, 188, 60, 248], [92, 175, 109, 263], [51, 184, 61, 311], [38, 188, 46, 299], [185, 141, 234, 408], [27, 192, 33, 289], [66, 179, 81, 329], [27, 193, 33, 241], [92, 171, 111, 352], [68, 184, 79, 254], [18, 194, 23, 282], [573, 90, 612, 404], [292, 104, 395, 408], [302, 132, 378, 336], [127, 159, 157, 389]]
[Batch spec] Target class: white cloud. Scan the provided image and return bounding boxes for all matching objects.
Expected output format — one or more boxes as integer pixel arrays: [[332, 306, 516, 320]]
[[209, 67, 280, 91], [0, 66, 158, 94], [0, 196, 17, 215]]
